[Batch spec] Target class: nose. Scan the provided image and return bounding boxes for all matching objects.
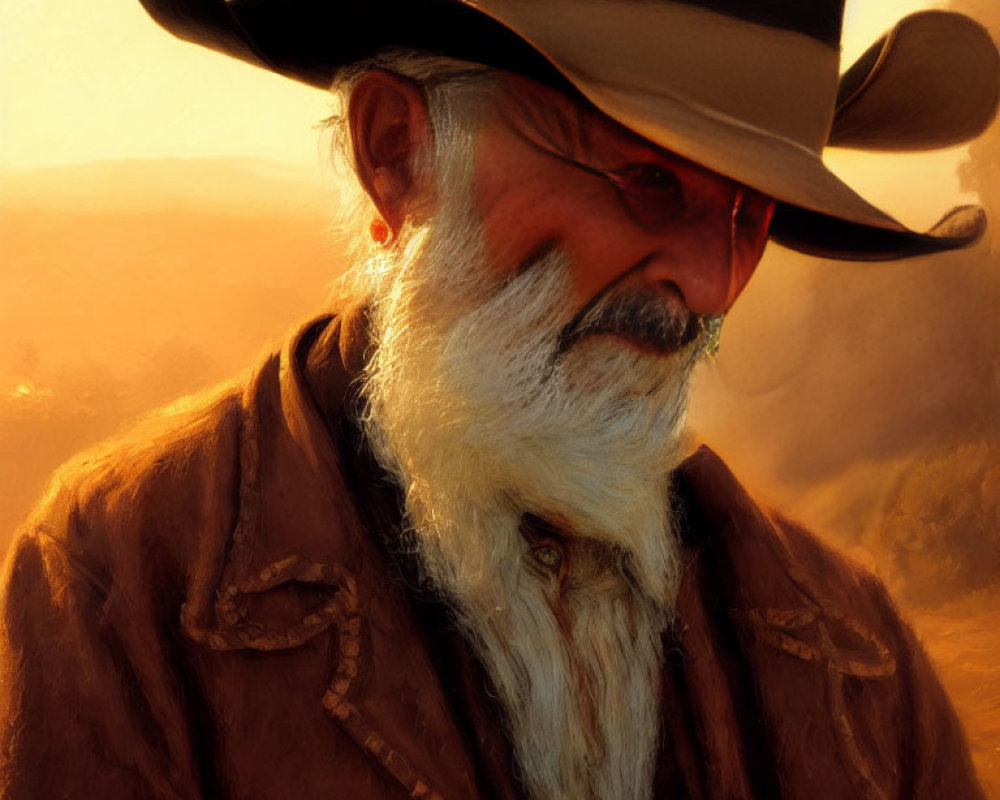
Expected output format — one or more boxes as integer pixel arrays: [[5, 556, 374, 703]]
[[639, 188, 773, 317], [640, 219, 733, 317]]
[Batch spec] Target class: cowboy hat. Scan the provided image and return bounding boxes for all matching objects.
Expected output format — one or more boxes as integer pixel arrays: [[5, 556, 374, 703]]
[[138, 0, 999, 261]]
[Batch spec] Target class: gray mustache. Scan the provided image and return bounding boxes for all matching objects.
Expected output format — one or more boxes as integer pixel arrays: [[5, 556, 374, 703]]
[[557, 289, 715, 356]]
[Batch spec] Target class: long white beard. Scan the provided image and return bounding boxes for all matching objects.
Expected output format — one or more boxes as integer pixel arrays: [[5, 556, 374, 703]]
[[358, 135, 705, 800]]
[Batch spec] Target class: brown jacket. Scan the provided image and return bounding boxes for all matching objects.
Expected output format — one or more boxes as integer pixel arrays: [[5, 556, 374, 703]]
[[0, 309, 984, 800]]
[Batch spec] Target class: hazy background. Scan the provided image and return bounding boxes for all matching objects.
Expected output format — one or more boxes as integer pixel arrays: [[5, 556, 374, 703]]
[[2, 0, 998, 793]]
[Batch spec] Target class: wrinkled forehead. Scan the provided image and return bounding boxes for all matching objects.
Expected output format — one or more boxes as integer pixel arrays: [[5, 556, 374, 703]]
[[489, 72, 734, 184]]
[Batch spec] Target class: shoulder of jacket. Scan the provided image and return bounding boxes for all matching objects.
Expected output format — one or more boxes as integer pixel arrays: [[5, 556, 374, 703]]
[[767, 511, 901, 622], [677, 445, 906, 643], [9, 377, 252, 596]]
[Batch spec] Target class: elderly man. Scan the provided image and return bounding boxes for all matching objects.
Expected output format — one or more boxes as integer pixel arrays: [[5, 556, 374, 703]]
[[2, 1, 998, 799]]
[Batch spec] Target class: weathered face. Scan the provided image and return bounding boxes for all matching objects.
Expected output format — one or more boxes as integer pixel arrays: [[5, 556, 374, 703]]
[[473, 75, 774, 334]]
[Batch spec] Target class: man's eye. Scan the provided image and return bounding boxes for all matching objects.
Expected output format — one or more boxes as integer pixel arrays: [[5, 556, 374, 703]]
[[618, 163, 682, 196], [610, 163, 685, 225]]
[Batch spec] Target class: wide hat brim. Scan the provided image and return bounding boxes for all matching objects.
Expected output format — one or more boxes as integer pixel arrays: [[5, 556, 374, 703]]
[[139, 0, 999, 261]]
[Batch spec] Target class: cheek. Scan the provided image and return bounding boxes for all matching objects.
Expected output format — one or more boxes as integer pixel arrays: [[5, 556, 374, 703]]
[[477, 164, 575, 276], [475, 166, 636, 306]]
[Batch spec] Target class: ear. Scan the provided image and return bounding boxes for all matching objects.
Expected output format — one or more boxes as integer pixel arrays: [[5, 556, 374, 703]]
[[349, 70, 432, 236]]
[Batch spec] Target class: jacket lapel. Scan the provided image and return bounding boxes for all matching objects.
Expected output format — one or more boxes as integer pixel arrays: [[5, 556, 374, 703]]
[[674, 447, 898, 800], [659, 541, 757, 799], [185, 309, 486, 800], [306, 308, 526, 800]]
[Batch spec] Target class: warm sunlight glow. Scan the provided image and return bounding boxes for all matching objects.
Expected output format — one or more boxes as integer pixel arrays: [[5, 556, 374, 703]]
[[1, 0, 329, 169]]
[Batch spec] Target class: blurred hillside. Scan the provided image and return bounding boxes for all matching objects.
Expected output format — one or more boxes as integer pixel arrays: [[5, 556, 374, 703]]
[[0, 158, 347, 543]]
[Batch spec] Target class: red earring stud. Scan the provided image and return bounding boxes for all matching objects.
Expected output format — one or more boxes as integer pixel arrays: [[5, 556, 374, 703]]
[[370, 218, 390, 245]]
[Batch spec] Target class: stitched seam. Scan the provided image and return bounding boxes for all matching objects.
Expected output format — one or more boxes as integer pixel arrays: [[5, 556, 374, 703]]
[[320, 580, 444, 800]]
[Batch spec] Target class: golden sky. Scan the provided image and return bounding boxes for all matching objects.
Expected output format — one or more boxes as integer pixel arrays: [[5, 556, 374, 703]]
[[1, 0, 326, 168], [0, 0, 977, 230]]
